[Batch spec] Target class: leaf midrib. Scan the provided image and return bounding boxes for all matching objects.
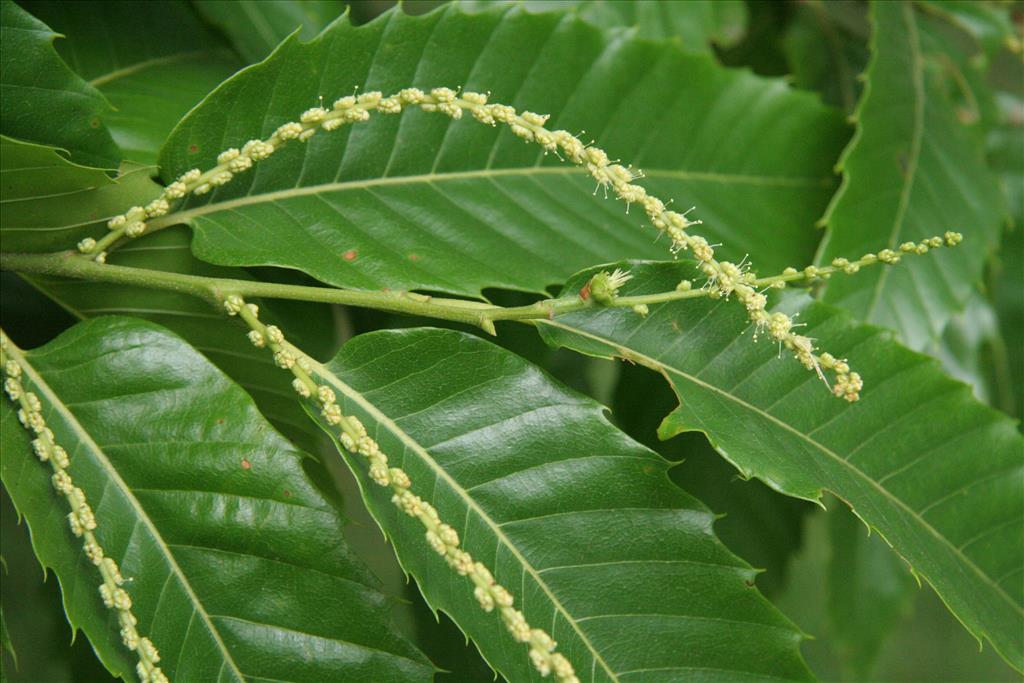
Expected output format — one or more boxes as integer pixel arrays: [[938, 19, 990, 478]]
[[862, 2, 925, 322], [12, 344, 247, 682], [153, 165, 830, 229], [303, 351, 621, 682], [540, 318, 1023, 617], [87, 48, 232, 88]]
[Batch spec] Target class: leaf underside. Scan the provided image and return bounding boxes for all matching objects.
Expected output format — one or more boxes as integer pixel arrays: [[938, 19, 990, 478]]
[[817, 2, 1006, 351], [0, 137, 147, 254]]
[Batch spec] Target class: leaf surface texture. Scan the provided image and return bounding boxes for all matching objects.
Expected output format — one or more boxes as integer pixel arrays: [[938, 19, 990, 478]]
[[817, 2, 1006, 350], [21, 0, 243, 165], [160, 5, 847, 296], [306, 327, 814, 682], [0, 1, 119, 167], [0, 317, 432, 682], [538, 261, 1024, 671]]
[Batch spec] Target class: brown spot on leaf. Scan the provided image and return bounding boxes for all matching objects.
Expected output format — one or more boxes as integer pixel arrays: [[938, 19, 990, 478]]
[[955, 107, 977, 125], [241, 458, 251, 470], [408, 253, 420, 261], [189, 144, 199, 154], [282, 490, 291, 498], [89, 118, 100, 129], [342, 249, 358, 261]]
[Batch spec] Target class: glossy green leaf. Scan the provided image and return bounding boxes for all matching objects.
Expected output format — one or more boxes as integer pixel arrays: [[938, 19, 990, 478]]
[[1, 489, 116, 682], [0, 317, 433, 682], [21, 0, 242, 165], [536, 260, 1024, 671], [0, 1, 119, 168], [612, 362, 812, 598], [461, 0, 748, 51], [303, 327, 813, 682], [158, 4, 847, 297], [23, 226, 340, 451], [0, 137, 147, 254], [816, 1, 1007, 350], [193, 0, 347, 63], [0, 139, 338, 448], [581, 0, 747, 49]]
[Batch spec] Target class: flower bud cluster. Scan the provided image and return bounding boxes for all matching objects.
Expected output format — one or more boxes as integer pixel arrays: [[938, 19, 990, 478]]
[[453, 87, 869, 398], [775, 232, 965, 283], [586, 268, 632, 306], [0, 335, 168, 683], [228, 298, 579, 682], [176, 88, 854, 396], [429, 91, 879, 398], [96, 89, 971, 400], [84, 91, 402, 256], [735, 231, 965, 400]]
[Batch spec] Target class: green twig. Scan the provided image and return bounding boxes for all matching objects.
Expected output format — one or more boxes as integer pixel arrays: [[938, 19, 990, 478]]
[[0, 246, 941, 335]]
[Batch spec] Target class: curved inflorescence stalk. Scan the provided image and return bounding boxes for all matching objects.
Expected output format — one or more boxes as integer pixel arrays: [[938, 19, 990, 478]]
[[0, 228, 963, 682], [0, 332, 168, 683], [221, 295, 580, 683], [79, 86, 966, 400], [14, 81, 972, 681]]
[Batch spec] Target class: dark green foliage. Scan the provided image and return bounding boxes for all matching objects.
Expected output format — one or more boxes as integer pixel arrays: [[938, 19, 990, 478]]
[[1, 1, 1020, 681]]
